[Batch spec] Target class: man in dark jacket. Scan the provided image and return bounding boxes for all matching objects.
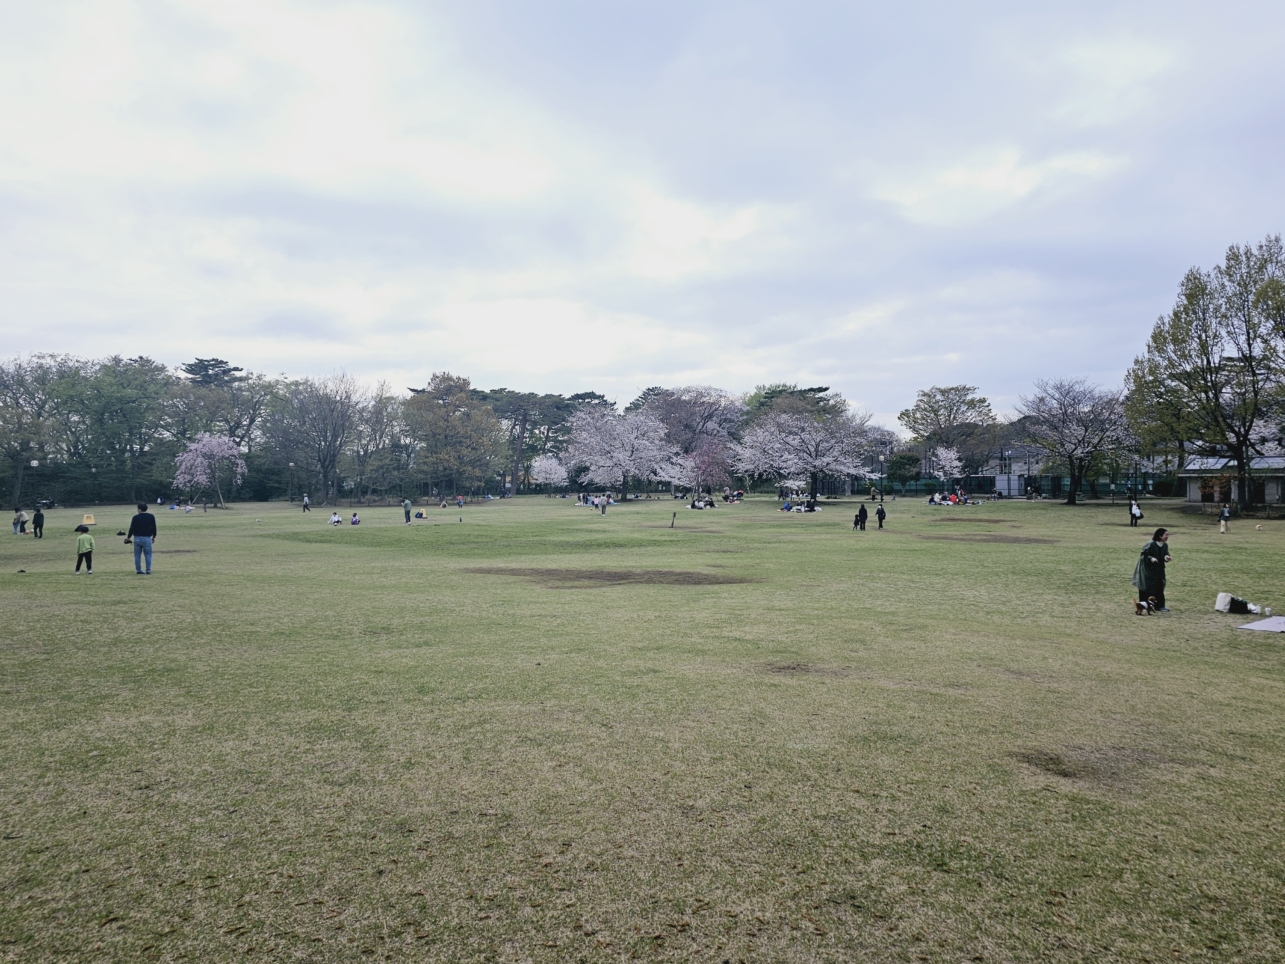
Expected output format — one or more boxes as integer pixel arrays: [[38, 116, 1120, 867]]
[[875, 504, 886, 529], [31, 508, 44, 539], [856, 504, 868, 531], [126, 502, 158, 575]]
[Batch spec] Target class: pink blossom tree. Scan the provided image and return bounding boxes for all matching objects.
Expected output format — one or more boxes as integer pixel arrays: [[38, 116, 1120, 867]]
[[173, 433, 247, 507]]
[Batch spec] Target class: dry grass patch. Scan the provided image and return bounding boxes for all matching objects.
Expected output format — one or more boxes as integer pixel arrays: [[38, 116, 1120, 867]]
[[916, 533, 1058, 544], [463, 566, 753, 587], [1013, 746, 1163, 786]]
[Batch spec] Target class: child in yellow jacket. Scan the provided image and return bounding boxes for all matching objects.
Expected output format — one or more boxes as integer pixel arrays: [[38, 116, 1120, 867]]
[[75, 524, 94, 574]]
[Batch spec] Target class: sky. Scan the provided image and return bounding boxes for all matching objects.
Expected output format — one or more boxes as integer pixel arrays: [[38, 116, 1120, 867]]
[[2, 1, 1283, 426]]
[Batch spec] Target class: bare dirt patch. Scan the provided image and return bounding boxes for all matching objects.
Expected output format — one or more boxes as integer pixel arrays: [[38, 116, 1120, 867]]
[[463, 567, 753, 587], [1013, 746, 1162, 785], [761, 662, 851, 677], [917, 534, 1057, 545]]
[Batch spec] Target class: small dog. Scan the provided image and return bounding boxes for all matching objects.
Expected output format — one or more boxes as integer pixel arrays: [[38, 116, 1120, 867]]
[[1134, 597, 1160, 615], [1256, 524, 1263, 531]]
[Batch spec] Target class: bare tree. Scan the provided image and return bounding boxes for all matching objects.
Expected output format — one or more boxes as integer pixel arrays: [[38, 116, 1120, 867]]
[[270, 374, 361, 504], [347, 382, 404, 501], [1018, 379, 1132, 506]]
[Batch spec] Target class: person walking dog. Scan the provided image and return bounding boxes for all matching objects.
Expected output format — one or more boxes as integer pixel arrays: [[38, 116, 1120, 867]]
[[74, 524, 94, 573], [1132, 527, 1173, 612], [126, 502, 158, 575]]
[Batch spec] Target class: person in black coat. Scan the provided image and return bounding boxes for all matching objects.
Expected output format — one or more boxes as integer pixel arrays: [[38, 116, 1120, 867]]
[[1131, 527, 1172, 611], [31, 508, 44, 538], [856, 504, 868, 530], [875, 504, 886, 529]]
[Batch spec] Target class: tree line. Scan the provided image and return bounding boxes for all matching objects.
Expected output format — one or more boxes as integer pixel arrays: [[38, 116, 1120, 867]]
[[2, 235, 1282, 509]]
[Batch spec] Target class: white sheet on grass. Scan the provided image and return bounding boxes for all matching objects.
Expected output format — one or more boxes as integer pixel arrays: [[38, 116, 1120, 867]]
[[1237, 616, 1285, 632]]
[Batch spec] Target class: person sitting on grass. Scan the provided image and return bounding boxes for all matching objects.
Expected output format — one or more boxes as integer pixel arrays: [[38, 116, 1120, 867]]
[[329, 512, 342, 526], [350, 512, 360, 525]]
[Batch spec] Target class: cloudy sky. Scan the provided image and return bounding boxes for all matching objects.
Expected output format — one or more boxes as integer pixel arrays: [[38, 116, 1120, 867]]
[[2, 2, 1282, 424]]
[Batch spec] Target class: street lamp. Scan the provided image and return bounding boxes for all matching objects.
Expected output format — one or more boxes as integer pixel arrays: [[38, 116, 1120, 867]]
[[288, 462, 295, 502], [878, 454, 886, 502]]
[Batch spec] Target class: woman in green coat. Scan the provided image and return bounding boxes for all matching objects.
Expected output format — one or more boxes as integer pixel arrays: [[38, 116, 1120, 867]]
[[1132, 527, 1172, 612]]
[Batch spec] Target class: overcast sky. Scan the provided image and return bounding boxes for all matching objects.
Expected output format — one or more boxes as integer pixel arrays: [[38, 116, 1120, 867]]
[[2, 2, 1283, 425]]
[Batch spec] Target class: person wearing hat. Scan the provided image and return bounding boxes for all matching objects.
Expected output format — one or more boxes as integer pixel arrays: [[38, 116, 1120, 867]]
[[74, 524, 94, 574], [126, 502, 158, 574]]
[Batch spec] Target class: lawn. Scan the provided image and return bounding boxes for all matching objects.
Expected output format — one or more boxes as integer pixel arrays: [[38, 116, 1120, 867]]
[[1, 495, 1283, 963]]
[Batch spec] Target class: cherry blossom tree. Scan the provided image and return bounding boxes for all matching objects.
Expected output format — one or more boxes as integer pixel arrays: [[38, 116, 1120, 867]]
[[173, 433, 246, 507], [528, 454, 567, 495], [930, 446, 963, 490], [733, 410, 871, 499], [660, 437, 732, 495], [564, 408, 676, 496]]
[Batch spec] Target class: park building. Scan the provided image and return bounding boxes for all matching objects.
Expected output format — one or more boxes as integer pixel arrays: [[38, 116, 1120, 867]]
[[1176, 456, 1285, 505]]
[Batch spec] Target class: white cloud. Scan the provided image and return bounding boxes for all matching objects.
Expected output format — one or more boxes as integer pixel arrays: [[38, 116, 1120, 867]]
[[0, 1, 1282, 419], [873, 148, 1121, 225]]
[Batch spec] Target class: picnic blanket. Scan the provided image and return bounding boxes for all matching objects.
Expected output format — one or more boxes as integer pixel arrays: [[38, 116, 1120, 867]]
[[1237, 616, 1285, 633]]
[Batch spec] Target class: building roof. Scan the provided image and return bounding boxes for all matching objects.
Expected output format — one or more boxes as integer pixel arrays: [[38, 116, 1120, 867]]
[[1178, 456, 1285, 475]]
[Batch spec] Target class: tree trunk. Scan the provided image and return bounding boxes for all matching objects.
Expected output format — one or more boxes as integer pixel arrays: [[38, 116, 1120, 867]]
[[810, 471, 819, 501], [511, 412, 528, 498], [1065, 461, 1081, 505], [9, 460, 24, 505]]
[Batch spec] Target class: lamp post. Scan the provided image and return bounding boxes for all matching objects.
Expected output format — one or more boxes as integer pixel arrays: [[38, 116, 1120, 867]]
[[288, 462, 295, 503], [878, 454, 886, 502]]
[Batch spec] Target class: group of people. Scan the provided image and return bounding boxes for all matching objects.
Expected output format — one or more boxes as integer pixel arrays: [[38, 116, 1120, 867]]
[[329, 511, 360, 525], [779, 498, 820, 512], [576, 493, 614, 514], [12, 507, 43, 537], [852, 504, 887, 530], [926, 491, 970, 505]]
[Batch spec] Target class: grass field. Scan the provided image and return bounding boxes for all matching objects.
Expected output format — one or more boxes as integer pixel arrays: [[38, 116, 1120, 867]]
[[2, 495, 1284, 963]]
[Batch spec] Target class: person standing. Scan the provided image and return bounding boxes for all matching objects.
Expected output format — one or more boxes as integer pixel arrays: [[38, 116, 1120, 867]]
[[876, 504, 886, 529], [1219, 503, 1231, 534], [74, 524, 94, 573], [126, 502, 158, 575], [31, 507, 44, 539], [301, 494, 311, 513], [202, 498, 208, 512], [402, 497, 413, 524], [1128, 498, 1141, 527], [857, 504, 868, 531], [1132, 527, 1172, 612]]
